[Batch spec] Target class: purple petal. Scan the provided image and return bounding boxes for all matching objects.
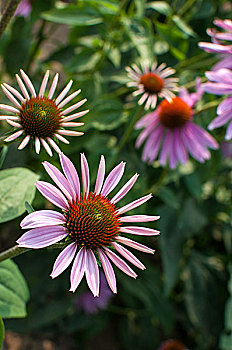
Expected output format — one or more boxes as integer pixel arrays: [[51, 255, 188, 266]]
[[120, 215, 160, 223], [142, 126, 163, 164], [208, 109, 232, 130], [94, 155, 105, 195], [50, 242, 77, 278], [101, 161, 125, 197], [217, 97, 232, 114], [16, 226, 68, 248], [199, 42, 231, 54], [111, 174, 139, 204], [43, 161, 75, 202], [20, 210, 66, 229], [202, 82, 232, 95], [159, 130, 173, 166], [81, 153, 90, 199], [116, 236, 155, 254], [120, 226, 160, 236], [225, 121, 232, 140], [205, 69, 232, 84], [104, 248, 137, 279], [98, 249, 117, 293], [70, 247, 86, 292], [117, 194, 152, 215], [85, 249, 100, 297], [59, 153, 80, 201], [111, 242, 145, 270], [188, 123, 218, 149], [36, 181, 68, 210], [174, 128, 188, 164]]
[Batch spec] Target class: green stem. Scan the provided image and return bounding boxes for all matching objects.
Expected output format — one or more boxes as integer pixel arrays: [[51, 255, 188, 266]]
[[0, 0, 21, 39], [195, 99, 223, 115]]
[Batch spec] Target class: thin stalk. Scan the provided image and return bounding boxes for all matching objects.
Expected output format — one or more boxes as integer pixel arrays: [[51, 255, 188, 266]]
[[195, 99, 222, 115], [0, 0, 21, 39]]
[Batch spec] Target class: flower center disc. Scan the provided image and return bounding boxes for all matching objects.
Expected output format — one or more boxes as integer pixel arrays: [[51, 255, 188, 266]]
[[19, 97, 62, 138], [160, 339, 186, 350], [65, 193, 121, 249], [158, 97, 192, 129], [140, 73, 164, 93]]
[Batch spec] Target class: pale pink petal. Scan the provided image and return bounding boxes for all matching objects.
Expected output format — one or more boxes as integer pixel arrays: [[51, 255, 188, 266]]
[[41, 138, 53, 157], [48, 73, 59, 99], [18, 135, 30, 150], [94, 155, 105, 195], [3, 83, 25, 103], [59, 153, 80, 201], [6, 119, 21, 127], [60, 122, 84, 127], [55, 133, 70, 144], [117, 194, 152, 215], [58, 89, 81, 109], [111, 242, 145, 270], [20, 69, 36, 97], [111, 173, 139, 204], [39, 70, 49, 97], [62, 109, 89, 122], [36, 181, 68, 210], [101, 161, 125, 197], [81, 153, 90, 199], [4, 130, 24, 142], [225, 121, 232, 140], [70, 247, 86, 292], [16, 226, 68, 248], [16, 74, 30, 99], [0, 115, 19, 120], [120, 215, 160, 222], [1, 85, 21, 108], [0, 104, 19, 113], [62, 99, 87, 115], [35, 137, 40, 154], [98, 249, 117, 293], [50, 242, 77, 278], [21, 210, 66, 229], [85, 249, 100, 297], [58, 130, 84, 137], [115, 236, 155, 254], [55, 80, 73, 105], [104, 248, 137, 279], [120, 226, 160, 236], [47, 137, 62, 154]]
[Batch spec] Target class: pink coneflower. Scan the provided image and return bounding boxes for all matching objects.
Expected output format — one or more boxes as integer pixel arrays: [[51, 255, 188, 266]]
[[158, 339, 189, 350], [202, 68, 232, 140], [126, 62, 178, 110], [0, 70, 88, 156], [135, 79, 218, 168], [199, 19, 232, 70], [14, 0, 32, 17], [17, 153, 159, 296]]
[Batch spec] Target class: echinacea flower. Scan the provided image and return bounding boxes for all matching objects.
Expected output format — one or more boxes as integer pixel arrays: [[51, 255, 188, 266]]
[[75, 271, 113, 314], [126, 62, 178, 110], [202, 68, 232, 140], [199, 19, 232, 70], [17, 153, 159, 296], [135, 79, 218, 168], [158, 339, 189, 350], [0, 69, 88, 156], [14, 0, 32, 17]]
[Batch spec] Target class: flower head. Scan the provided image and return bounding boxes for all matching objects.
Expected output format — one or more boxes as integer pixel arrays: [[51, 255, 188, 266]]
[[126, 62, 178, 110], [158, 339, 189, 350], [202, 68, 232, 140], [199, 19, 232, 70], [15, 0, 32, 17], [0, 70, 88, 156], [17, 153, 159, 296], [135, 79, 218, 168]]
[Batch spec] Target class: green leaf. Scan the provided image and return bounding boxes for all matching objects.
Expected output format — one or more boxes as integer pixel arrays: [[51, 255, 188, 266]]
[[41, 7, 103, 26], [146, 1, 171, 16], [184, 172, 202, 199], [0, 315, 4, 348], [172, 15, 196, 37], [0, 260, 30, 319], [79, 0, 119, 14], [0, 167, 39, 223]]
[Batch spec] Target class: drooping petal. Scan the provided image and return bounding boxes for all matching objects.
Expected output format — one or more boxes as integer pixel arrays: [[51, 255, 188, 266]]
[[16, 226, 68, 248], [21, 210, 66, 229], [111, 242, 145, 270], [59, 153, 80, 201], [36, 181, 68, 210], [70, 247, 86, 292], [120, 226, 160, 236], [101, 161, 125, 197], [115, 236, 155, 254], [98, 249, 117, 293], [117, 194, 152, 215], [50, 242, 77, 278], [81, 153, 90, 199], [111, 173, 139, 204], [104, 248, 137, 279], [85, 249, 100, 297], [94, 155, 105, 195]]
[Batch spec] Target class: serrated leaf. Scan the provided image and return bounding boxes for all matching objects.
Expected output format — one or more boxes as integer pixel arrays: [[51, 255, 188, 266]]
[[0, 315, 4, 348], [0, 260, 30, 319], [146, 1, 171, 15], [0, 167, 39, 223]]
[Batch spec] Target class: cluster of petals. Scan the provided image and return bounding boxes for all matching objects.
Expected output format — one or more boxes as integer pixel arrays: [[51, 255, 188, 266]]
[[17, 153, 159, 296], [0, 69, 88, 156], [203, 68, 232, 140], [135, 79, 218, 168], [199, 19, 232, 70], [126, 61, 179, 110]]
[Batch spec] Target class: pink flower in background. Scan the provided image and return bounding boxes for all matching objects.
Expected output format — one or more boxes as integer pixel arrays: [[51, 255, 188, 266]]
[[203, 68, 232, 140], [135, 79, 218, 168], [75, 272, 113, 314], [158, 339, 189, 350], [15, 0, 32, 17], [126, 62, 178, 110], [221, 141, 232, 158], [17, 153, 159, 296], [199, 19, 232, 70], [0, 70, 88, 156]]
